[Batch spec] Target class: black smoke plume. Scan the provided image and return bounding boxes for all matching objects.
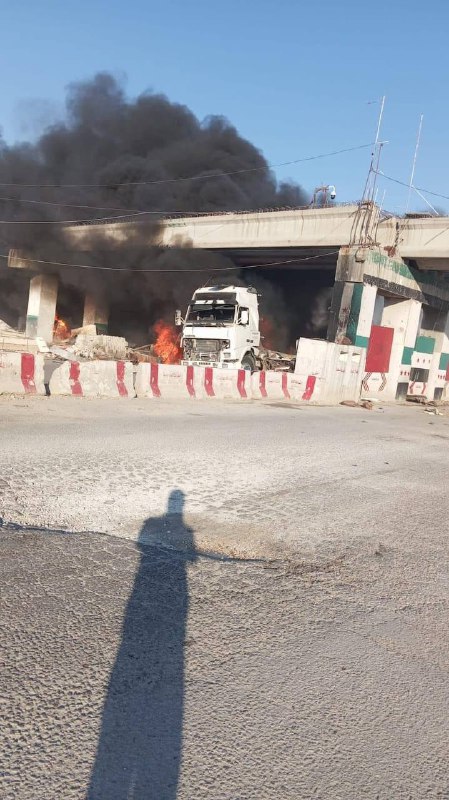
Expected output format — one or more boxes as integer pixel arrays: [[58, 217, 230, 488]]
[[0, 72, 317, 344]]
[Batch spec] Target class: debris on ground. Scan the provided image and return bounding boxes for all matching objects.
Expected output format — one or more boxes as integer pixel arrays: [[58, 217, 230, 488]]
[[127, 344, 159, 364], [340, 399, 373, 410]]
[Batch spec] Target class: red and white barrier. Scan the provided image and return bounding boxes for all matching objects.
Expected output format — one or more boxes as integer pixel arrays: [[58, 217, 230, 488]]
[[251, 370, 291, 400], [0, 352, 45, 395], [295, 338, 365, 404], [49, 360, 134, 398], [135, 363, 197, 399], [195, 366, 250, 399], [288, 373, 317, 401], [135, 363, 251, 400], [250, 370, 317, 402], [0, 341, 364, 404]]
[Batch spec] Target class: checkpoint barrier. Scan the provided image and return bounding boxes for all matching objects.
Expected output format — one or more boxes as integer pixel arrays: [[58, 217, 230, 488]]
[[136, 362, 316, 402], [49, 359, 134, 398], [251, 370, 317, 402], [135, 363, 251, 400], [0, 351, 45, 395], [1, 339, 366, 404], [196, 366, 251, 399], [295, 338, 366, 404], [135, 363, 196, 399]]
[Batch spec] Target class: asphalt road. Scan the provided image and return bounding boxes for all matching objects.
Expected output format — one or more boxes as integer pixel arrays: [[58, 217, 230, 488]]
[[2, 397, 449, 799]]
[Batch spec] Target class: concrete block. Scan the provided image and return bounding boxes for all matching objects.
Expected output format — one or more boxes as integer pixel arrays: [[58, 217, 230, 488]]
[[0, 352, 45, 395], [49, 360, 134, 398]]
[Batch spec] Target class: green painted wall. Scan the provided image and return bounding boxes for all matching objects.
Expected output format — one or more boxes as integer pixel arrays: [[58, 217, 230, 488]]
[[439, 352, 449, 370], [346, 284, 363, 344], [402, 346, 415, 365], [415, 336, 435, 354]]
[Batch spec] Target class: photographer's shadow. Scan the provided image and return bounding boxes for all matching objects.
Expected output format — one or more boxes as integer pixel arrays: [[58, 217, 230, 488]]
[[87, 489, 196, 800]]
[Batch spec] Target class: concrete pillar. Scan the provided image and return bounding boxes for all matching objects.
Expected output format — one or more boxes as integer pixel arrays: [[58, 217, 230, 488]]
[[327, 280, 377, 345], [417, 307, 449, 400], [83, 293, 109, 334], [380, 298, 421, 400], [26, 274, 58, 343]]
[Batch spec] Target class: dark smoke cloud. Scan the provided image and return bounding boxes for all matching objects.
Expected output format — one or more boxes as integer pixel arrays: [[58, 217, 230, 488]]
[[0, 72, 307, 217], [0, 72, 311, 343]]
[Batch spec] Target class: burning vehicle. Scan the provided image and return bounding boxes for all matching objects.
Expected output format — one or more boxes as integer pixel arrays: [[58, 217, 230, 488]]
[[175, 285, 295, 372]]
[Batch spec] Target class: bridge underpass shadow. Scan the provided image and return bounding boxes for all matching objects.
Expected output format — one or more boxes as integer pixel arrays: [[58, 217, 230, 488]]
[[86, 489, 196, 800]]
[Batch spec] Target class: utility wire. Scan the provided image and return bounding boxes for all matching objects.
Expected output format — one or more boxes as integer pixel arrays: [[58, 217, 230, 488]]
[[0, 194, 234, 215], [374, 170, 449, 203], [0, 195, 159, 212], [1, 250, 340, 273], [0, 210, 158, 224], [0, 143, 374, 189]]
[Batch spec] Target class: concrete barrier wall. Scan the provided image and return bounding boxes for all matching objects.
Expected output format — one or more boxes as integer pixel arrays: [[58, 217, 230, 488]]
[[136, 363, 196, 399], [195, 366, 250, 399], [295, 338, 365, 404], [0, 352, 45, 395], [136, 363, 319, 403], [135, 363, 250, 400], [251, 370, 291, 400], [49, 360, 134, 397], [0, 345, 365, 404]]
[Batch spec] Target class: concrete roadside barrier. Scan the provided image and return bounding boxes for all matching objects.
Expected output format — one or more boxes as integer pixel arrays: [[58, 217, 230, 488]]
[[286, 372, 317, 401], [251, 370, 293, 400], [136, 363, 251, 400], [195, 366, 250, 399], [49, 360, 134, 398], [0, 351, 45, 395], [296, 338, 365, 404], [135, 363, 196, 399]]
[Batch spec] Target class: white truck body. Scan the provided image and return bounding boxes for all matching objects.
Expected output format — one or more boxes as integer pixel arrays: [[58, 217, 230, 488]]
[[180, 285, 260, 370]]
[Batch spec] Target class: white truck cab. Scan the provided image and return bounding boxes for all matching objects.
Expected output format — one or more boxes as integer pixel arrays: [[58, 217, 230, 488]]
[[177, 285, 260, 370]]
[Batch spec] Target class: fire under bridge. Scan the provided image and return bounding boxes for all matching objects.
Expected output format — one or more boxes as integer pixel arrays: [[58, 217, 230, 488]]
[[6, 203, 449, 345]]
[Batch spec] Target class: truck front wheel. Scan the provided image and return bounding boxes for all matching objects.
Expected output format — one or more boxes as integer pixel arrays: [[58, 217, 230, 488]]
[[241, 352, 256, 372]]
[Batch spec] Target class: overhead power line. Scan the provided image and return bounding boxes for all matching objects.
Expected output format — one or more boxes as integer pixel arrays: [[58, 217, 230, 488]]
[[374, 170, 449, 203], [0, 143, 374, 189], [0, 195, 154, 212], [0, 194, 226, 215], [0, 209, 159, 224], [0, 250, 340, 273]]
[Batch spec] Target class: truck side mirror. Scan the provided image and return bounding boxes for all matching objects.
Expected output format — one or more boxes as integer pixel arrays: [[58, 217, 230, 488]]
[[174, 310, 182, 327], [240, 309, 249, 325]]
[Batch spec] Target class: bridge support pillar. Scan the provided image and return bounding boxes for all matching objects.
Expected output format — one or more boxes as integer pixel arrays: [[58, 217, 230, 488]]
[[83, 292, 109, 334], [25, 273, 58, 343], [327, 279, 378, 345]]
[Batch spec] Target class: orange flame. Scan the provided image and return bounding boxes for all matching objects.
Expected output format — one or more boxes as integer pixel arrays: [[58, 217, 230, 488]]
[[153, 319, 182, 364], [54, 314, 71, 340]]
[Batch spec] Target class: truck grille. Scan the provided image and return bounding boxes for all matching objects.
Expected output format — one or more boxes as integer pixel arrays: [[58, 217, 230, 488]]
[[194, 339, 221, 354]]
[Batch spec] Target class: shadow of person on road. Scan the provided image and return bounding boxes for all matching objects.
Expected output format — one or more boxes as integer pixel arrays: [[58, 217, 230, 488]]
[[86, 489, 197, 800]]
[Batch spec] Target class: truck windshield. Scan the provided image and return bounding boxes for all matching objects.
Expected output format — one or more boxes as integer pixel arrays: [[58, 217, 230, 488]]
[[186, 303, 236, 325]]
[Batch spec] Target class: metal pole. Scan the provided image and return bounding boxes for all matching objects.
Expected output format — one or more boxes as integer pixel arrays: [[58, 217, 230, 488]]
[[406, 114, 424, 215]]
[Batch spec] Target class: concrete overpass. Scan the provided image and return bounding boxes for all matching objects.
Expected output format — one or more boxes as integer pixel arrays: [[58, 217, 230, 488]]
[[61, 203, 449, 270], [6, 203, 449, 376]]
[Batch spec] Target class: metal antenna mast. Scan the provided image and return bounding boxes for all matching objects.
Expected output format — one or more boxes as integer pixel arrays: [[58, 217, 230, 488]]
[[356, 95, 386, 244], [406, 114, 423, 215]]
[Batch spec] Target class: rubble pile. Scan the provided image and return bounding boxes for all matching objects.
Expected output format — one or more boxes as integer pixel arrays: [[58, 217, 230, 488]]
[[72, 334, 128, 361], [0, 319, 40, 354]]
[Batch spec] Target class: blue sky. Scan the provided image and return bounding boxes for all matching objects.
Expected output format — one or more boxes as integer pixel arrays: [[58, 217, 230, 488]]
[[1, 0, 448, 213]]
